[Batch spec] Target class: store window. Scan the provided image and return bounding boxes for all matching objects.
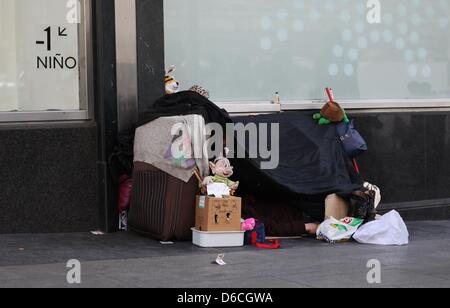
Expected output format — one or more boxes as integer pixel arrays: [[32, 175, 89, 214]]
[[165, 0, 450, 108], [0, 0, 91, 121]]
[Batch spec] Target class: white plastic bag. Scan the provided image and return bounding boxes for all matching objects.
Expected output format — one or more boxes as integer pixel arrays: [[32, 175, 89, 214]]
[[353, 210, 409, 246], [317, 217, 363, 243]]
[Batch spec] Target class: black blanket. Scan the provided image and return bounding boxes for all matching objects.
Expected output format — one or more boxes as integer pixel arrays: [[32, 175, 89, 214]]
[[139, 91, 231, 128]]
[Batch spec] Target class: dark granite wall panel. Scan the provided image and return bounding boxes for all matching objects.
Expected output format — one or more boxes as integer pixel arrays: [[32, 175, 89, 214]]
[[425, 114, 450, 200], [0, 124, 98, 234], [353, 112, 450, 204], [136, 0, 165, 116], [93, 0, 119, 232]]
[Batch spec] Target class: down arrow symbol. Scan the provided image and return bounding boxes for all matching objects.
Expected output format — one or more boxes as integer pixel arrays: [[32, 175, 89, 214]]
[[58, 27, 68, 37]]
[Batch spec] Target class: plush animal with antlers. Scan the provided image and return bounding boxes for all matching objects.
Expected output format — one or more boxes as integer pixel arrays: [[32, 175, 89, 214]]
[[314, 88, 349, 125], [165, 65, 180, 95]]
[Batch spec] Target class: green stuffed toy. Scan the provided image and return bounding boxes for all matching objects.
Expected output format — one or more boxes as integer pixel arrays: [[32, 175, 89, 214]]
[[313, 112, 350, 125], [313, 100, 350, 125]]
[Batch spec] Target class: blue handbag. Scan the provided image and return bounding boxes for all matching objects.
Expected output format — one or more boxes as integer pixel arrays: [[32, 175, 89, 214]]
[[336, 120, 368, 158]]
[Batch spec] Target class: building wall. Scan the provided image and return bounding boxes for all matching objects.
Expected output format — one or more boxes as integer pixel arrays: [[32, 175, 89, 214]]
[[0, 0, 115, 234], [0, 0, 17, 111], [136, 0, 450, 220], [0, 123, 98, 233], [353, 111, 450, 220], [136, 0, 165, 117], [0, 0, 448, 235], [354, 111, 450, 205]]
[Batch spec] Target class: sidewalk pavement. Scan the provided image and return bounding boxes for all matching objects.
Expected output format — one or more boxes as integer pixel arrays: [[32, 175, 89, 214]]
[[1, 221, 449, 288]]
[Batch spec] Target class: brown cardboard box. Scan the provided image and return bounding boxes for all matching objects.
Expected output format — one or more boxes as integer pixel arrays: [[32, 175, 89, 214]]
[[325, 194, 349, 220], [195, 196, 242, 232]]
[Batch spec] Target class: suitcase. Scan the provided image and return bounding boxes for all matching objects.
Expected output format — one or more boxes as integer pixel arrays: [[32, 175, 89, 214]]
[[128, 162, 199, 241]]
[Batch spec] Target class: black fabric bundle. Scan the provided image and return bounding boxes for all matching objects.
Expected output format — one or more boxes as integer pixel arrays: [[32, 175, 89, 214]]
[[138, 91, 232, 128]]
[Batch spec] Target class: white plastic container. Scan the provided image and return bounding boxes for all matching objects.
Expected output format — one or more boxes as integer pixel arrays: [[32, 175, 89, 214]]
[[192, 228, 245, 248]]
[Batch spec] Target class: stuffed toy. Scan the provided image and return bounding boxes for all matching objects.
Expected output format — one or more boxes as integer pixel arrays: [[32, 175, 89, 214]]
[[165, 65, 180, 95], [313, 103, 350, 125], [189, 85, 210, 99], [241, 218, 256, 231], [202, 156, 239, 191], [314, 88, 350, 125]]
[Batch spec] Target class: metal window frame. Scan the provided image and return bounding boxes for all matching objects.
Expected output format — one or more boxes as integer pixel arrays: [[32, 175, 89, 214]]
[[114, 0, 138, 132], [0, 0, 93, 123], [215, 99, 450, 114]]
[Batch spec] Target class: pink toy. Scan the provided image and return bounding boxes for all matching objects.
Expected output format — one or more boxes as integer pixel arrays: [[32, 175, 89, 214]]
[[241, 218, 256, 231]]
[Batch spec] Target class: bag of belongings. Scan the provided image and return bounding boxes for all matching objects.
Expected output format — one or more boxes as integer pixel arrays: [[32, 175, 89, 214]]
[[353, 210, 409, 246], [336, 120, 368, 158], [316, 217, 364, 243]]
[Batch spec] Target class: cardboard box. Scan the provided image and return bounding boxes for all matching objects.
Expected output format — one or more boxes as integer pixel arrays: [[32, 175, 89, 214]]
[[195, 196, 242, 232], [325, 194, 349, 220]]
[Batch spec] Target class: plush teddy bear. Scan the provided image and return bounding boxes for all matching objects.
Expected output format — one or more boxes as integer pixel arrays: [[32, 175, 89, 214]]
[[165, 65, 180, 95], [202, 156, 239, 191]]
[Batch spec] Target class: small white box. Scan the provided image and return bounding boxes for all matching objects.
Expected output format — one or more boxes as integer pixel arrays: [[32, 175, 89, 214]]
[[192, 228, 245, 248]]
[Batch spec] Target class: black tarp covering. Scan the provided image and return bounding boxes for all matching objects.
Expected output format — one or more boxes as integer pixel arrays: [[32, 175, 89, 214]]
[[231, 112, 363, 197]]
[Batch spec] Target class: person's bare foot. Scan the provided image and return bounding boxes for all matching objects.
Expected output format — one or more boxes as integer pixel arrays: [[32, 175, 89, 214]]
[[305, 223, 319, 235]]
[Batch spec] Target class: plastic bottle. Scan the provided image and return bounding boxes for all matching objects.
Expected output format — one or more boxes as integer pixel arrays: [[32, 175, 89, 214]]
[[274, 92, 281, 104]]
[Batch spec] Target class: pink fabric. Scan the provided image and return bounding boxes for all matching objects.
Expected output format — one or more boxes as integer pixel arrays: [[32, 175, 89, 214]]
[[118, 175, 134, 212], [241, 218, 256, 231]]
